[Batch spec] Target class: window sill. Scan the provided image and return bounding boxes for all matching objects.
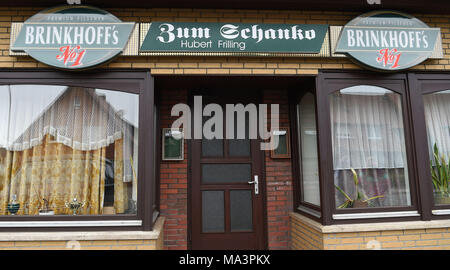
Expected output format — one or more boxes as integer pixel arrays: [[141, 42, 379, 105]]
[[332, 211, 420, 220], [0, 217, 164, 242], [432, 209, 450, 215], [0, 220, 142, 228], [297, 205, 321, 218], [290, 212, 450, 233]]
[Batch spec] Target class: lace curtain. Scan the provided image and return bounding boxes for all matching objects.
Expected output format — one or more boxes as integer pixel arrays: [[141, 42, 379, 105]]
[[329, 86, 411, 207], [424, 91, 450, 159], [0, 85, 138, 215], [0, 86, 137, 183]]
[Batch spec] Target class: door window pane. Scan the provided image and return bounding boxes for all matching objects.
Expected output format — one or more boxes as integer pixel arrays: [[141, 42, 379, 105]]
[[0, 85, 139, 216], [229, 114, 250, 157], [230, 190, 253, 232], [424, 90, 450, 205], [202, 116, 224, 157], [229, 139, 250, 157], [298, 93, 320, 206], [202, 164, 251, 184], [202, 139, 224, 157], [329, 85, 411, 209], [202, 191, 225, 232]]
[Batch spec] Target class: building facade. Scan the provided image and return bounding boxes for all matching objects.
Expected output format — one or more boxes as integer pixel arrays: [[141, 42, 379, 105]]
[[0, 0, 449, 250]]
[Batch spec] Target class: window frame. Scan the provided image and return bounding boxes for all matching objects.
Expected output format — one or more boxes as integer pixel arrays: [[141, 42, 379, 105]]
[[316, 71, 421, 225], [290, 88, 322, 221], [409, 73, 450, 220], [0, 69, 155, 231]]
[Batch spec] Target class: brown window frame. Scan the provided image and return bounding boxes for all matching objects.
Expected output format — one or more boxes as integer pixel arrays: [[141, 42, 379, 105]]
[[409, 73, 450, 221], [0, 69, 156, 231], [317, 71, 420, 225], [292, 71, 447, 225], [290, 86, 322, 222]]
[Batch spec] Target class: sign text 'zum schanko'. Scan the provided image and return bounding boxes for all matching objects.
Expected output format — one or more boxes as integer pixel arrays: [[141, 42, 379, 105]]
[[140, 22, 329, 56]]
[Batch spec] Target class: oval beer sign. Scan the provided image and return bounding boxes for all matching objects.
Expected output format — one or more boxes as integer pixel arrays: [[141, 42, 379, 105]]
[[11, 5, 134, 70], [335, 10, 441, 71]]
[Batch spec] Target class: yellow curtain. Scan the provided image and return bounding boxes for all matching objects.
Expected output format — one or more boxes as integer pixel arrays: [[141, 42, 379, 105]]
[[114, 138, 128, 213], [0, 135, 109, 215]]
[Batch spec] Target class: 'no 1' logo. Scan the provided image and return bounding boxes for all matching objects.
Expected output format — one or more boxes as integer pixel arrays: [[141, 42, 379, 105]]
[[56, 45, 86, 67], [376, 48, 401, 69]]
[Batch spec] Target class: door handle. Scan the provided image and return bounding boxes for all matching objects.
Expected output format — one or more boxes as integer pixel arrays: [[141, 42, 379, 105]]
[[248, 175, 259, 195]]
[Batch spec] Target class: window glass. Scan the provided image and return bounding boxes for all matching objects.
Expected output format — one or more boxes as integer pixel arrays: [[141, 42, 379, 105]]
[[298, 93, 320, 206], [423, 90, 450, 205], [0, 85, 139, 216], [329, 85, 411, 209]]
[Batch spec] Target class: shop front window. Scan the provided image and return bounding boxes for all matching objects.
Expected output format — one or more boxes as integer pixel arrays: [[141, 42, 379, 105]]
[[329, 85, 412, 209], [423, 90, 450, 205], [0, 85, 139, 216], [297, 93, 320, 207]]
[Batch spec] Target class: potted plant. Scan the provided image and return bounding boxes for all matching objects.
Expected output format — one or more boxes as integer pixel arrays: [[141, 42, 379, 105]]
[[335, 168, 384, 208], [430, 143, 450, 205]]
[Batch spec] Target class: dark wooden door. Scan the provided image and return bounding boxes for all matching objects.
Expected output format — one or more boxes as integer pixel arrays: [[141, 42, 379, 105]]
[[190, 89, 265, 250]]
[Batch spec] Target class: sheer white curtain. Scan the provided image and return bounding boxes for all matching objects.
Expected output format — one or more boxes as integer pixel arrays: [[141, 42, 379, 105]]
[[0, 85, 138, 184], [329, 85, 411, 207], [424, 91, 450, 159]]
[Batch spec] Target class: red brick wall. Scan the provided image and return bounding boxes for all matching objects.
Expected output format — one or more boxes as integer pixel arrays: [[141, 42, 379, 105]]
[[159, 88, 189, 250], [158, 87, 294, 250], [263, 89, 294, 250]]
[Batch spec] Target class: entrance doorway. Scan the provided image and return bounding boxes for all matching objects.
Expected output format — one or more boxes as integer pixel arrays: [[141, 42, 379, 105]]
[[190, 88, 266, 250]]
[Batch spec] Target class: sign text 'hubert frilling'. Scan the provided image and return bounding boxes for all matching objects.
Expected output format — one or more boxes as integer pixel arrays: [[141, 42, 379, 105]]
[[335, 10, 441, 71], [11, 5, 134, 70], [140, 22, 329, 55]]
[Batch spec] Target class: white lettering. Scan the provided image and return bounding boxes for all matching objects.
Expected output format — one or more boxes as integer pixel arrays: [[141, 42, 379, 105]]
[[63, 26, 73, 44], [25, 26, 34, 44], [389, 31, 398, 48], [73, 26, 83, 44], [347, 29, 355, 47], [423, 32, 429, 48], [96, 26, 104, 45], [380, 30, 389, 47], [305, 30, 315, 40], [52, 26, 62, 44], [221, 24, 240, 39], [369, 30, 379, 47], [104, 26, 112, 45], [356, 30, 365, 47], [415, 31, 422, 48], [399, 31, 408, 48], [112, 26, 118, 45], [85, 26, 95, 45], [157, 23, 175, 43], [35, 26, 45, 44]]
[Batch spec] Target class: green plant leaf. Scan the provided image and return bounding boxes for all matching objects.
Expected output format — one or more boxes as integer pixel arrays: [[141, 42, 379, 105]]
[[335, 184, 353, 202], [430, 143, 450, 195], [350, 168, 361, 200], [363, 195, 384, 202], [351, 168, 359, 186]]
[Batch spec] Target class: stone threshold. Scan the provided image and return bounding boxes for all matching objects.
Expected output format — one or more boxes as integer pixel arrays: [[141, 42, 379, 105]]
[[0, 216, 165, 241], [290, 212, 450, 233]]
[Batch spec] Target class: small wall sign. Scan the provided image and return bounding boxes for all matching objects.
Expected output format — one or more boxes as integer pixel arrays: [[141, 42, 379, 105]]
[[11, 5, 134, 70], [140, 22, 328, 56], [162, 128, 184, 161], [335, 10, 441, 71]]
